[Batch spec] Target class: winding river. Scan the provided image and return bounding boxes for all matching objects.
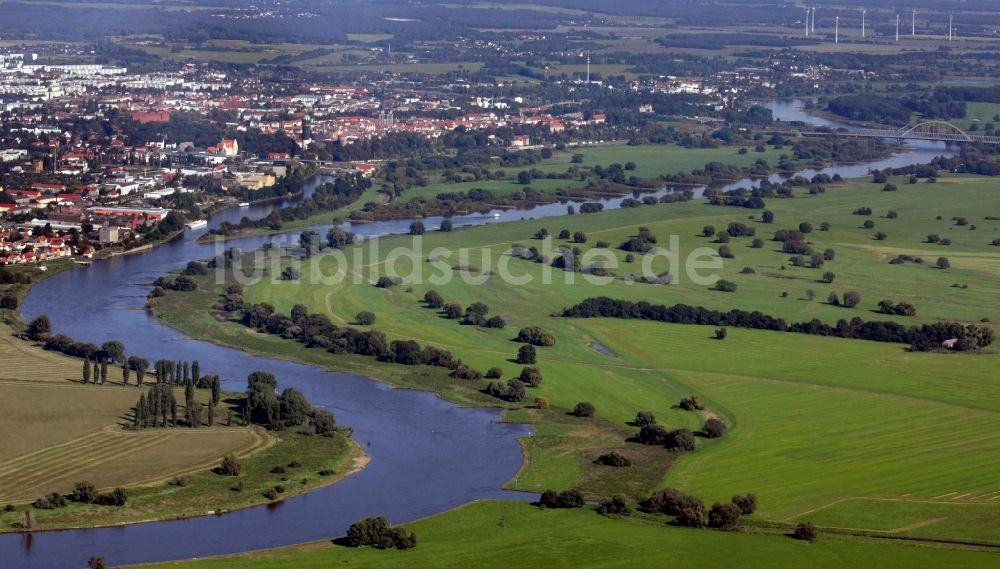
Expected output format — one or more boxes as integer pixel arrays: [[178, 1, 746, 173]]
[[4, 100, 956, 568]]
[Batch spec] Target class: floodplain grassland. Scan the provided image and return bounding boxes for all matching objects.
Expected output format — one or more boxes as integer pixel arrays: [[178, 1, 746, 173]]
[[143, 501, 1000, 569], [157, 172, 1000, 544]]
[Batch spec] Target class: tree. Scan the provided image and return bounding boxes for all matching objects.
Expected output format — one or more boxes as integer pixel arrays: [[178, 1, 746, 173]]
[[83, 357, 91, 384], [101, 341, 125, 364], [485, 366, 502, 379], [714, 328, 727, 340], [326, 228, 355, 249], [409, 221, 425, 235], [130, 356, 149, 386], [821, 271, 835, 284], [937, 256, 951, 270], [799, 222, 813, 234], [219, 454, 241, 476], [827, 293, 839, 306], [708, 502, 742, 530], [634, 410, 656, 427], [516, 344, 537, 364], [440, 219, 453, 232], [718, 245, 733, 258], [100, 360, 108, 384], [355, 311, 376, 325], [572, 231, 587, 243], [516, 326, 556, 346], [702, 225, 715, 237], [702, 418, 727, 438], [665, 428, 696, 451], [517, 170, 532, 184], [572, 402, 595, 417], [762, 211, 774, 223], [122, 358, 130, 385], [443, 303, 463, 319], [424, 290, 444, 308], [88, 557, 108, 569], [793, 522, 818, 542], [26, 315, 51, 341], [70, 481, 99, 504], [842, 291, 862, 308], [732, 494, 758, 515], [519, 367, 543, 387]]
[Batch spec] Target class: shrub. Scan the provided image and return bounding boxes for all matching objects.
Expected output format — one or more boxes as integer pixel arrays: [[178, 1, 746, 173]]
[[665, 428, 696, 451], [708, 502, 742, 530], [375, 276, 401, 288], [439, 219, 453, 232], [485, 366, 502, 379], [714, 279, 737, 292], [678, 395, 704, 411], [33, 492, 66, 510], [346, 516, 417, 549], [863, 220, 875, 229], [516, 344, 537, 364], [516, 326, 556, 346], [820, 221, 831, 231], [823, 248, 835, 261], [937, 256, 951, 270], [572, 402, 596, 417], [538, 489, 585, 509], [483, 315, 506, 329], [714, 328, 727, 340], [572, 231, 588, 243], [751, 238, 764, 248], [821, 271, 835, 284], [219, 454, 241, 476], [702, 418, 727, 438], [718, 245, 733, 258], [702, 225, 716, 237], [647, 488, 704, 518], [597, 495, 632, 516], [535, 396, 550, 409], [519, 367, 543, 387], [70, 481, 99, 504], [355, 311, 376, 326], [732, 494, 758, 515], [634, 410, 656, 427], [798, 222, 813, 234], [596, 452, 631, 467], [793, 522, 818, 542], [409, 221, 425, 235]]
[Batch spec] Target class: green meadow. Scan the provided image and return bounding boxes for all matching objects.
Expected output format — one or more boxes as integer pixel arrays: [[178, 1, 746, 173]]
[[144, 501, 1000, 569], [396, 144, 791, 203], [160, 173, 1000, 546]]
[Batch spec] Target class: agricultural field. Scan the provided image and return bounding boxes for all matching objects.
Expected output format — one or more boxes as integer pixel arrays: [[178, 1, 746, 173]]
[[0, 323, 269, 509], [160, 172, 1000, 544], [146, 501, 1000, 569], [0, 318, 362, 531]]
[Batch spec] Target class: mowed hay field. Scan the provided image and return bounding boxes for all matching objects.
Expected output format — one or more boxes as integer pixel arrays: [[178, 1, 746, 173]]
[[227, 173, 1000, 540], [0, 324, 267, 505]]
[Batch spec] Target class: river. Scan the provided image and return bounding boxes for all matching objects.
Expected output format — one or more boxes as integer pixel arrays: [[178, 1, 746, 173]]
[[4, 99, 956, 568]]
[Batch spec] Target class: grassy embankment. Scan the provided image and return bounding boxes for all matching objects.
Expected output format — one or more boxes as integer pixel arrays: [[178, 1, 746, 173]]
[[156, 172, 1000, 544], [0, 277, 362, 531]]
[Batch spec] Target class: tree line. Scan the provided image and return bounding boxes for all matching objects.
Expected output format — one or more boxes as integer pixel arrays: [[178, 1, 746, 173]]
[[562, 297, 994, 351]]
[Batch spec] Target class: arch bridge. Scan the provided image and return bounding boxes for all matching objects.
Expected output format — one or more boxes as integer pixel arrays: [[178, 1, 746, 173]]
[[817, 120, 1000, 144]]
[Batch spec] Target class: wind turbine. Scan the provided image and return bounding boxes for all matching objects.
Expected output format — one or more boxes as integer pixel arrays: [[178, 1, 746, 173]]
[[949, 14, 953, 41], [896, 13, 900, 42], [805, 7, 810, 37], [861, 8, 866, 38], [835, 16, 839, 44], [912, 9, 916, 36]]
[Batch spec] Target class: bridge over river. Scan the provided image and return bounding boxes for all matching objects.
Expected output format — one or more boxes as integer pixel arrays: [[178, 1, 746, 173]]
[[802, 120, 1000, 144]]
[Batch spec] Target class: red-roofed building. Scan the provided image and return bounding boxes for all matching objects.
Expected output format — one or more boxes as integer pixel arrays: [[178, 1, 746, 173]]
[[131, 110, 171, 124]]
